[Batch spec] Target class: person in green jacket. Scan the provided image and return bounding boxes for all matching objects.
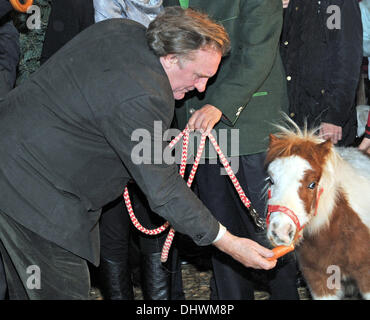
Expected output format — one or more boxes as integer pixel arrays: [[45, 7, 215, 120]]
[[164, 0, 299, 299]]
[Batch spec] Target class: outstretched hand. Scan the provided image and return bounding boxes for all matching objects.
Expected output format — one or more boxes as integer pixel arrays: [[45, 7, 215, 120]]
[[282, 0, 290, 8], [213, 231, 277, 270]]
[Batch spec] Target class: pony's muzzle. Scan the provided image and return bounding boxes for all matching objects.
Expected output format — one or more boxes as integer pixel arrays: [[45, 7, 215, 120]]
[[266, 212, 297, 246]]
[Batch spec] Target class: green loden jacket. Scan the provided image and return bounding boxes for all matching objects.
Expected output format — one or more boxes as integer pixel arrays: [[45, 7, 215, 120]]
[[164, 0, 289, 157]]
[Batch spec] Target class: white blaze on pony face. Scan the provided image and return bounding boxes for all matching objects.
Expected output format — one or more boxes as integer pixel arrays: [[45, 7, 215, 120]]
[[267, 155, 313, 246]]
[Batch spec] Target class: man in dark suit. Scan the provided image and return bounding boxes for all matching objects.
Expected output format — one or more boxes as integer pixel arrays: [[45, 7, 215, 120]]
[[0, 7, 276, 299], [0, 0, 20, 300]]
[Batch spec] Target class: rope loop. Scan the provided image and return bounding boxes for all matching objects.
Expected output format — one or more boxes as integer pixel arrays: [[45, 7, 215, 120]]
[[124, 128, 261, 262]]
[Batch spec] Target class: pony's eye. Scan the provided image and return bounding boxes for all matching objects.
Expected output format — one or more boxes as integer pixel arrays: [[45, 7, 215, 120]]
[[308, 182, 316, 189], [267, 176, 274, 185]]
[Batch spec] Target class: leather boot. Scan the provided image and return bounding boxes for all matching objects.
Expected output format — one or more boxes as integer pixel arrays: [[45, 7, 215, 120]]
[[98, 257, 133, 300], [141, 252, 170, 300]]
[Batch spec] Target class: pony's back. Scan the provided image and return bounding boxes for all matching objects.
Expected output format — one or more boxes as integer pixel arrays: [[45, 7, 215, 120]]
[[333, 147, 370, 229], [335, 147, 370, 180]]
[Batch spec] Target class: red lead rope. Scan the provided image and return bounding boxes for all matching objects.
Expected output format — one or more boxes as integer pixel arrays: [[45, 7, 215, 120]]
[[123, 128, 259, 263]]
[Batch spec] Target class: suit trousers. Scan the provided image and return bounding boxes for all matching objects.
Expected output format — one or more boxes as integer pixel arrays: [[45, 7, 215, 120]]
[[195, 153, 299, 300], [0, 210, 90, 299], [99, 184, 184, 299], [99, 184, 173, 260]]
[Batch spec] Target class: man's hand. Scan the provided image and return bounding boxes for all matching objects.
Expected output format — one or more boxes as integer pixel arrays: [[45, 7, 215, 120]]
[[282, 0, 290, 8], [187, 104, 222, 134], [359, 137, 370, 155], [319, 122, 342, 145], [213, 231, 277, 270]]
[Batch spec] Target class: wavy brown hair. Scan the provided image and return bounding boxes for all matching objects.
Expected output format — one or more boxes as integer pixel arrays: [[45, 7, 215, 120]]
[[146, 6, 230, 59]]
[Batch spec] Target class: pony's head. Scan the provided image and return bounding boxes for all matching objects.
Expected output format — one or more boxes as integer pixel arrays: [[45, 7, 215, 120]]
[[265, 122, 334, 246]]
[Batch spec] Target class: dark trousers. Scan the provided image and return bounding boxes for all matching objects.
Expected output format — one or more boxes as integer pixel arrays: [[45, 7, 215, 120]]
[[99, 184, 184, 299], [0, 210, 90, 300], [195, 153, 299, 300], [100, 185, 171, 259]]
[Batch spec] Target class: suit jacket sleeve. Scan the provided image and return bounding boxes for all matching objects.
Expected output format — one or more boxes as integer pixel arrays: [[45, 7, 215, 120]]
[[97, 94, 220, 245], [206, 0, 283, 126], [321, 0, 363, 126]]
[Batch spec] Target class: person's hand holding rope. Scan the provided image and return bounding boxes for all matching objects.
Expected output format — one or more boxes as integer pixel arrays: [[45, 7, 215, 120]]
[[187, 104, 222, 134]]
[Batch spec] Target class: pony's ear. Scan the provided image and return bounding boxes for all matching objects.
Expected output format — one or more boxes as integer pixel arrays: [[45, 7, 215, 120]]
[[318, 139, 332, 157], [269, 134, 280, 145]]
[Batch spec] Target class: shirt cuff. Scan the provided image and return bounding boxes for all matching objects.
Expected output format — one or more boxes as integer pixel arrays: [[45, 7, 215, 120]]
[[212, 223, 227, 243]]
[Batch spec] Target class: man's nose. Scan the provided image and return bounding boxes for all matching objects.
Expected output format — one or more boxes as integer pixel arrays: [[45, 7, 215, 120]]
[[195, 78, 208, 93]]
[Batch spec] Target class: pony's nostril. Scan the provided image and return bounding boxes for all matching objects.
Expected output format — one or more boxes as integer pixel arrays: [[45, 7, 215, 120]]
[[288, 224, 294, 239], [272, 230, 278, 238]]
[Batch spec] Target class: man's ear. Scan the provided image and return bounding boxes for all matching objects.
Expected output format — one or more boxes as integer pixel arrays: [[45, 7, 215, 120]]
[[160, 54, 178, 70]]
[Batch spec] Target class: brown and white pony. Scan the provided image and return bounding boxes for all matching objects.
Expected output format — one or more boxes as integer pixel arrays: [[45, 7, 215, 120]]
[[265, 123, 370, 300]]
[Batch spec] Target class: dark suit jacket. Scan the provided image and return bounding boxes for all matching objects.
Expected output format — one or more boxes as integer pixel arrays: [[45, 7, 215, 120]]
[[0, 19, 219, 265]]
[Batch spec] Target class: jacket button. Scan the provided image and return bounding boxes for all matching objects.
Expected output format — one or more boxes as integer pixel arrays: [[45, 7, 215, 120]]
[[196, 234, 203, 240], [284, 41, 288, 46], [321, 89, 325, 94], [189, 108, 195, 114], [287, 76, 292, 81], [290, 112, 295, 118], [236, 111, 241, 116]]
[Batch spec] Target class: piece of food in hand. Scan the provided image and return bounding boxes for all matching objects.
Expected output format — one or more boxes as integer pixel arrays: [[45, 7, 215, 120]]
[[267, 244, 295, 261]]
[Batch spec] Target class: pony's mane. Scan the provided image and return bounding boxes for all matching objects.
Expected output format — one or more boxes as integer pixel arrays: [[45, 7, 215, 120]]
[[273, 118, 323, 143], [266, 118, 330, 167]]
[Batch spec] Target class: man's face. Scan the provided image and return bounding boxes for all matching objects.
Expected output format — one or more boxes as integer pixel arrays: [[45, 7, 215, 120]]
[[160, 48, 222, 100]]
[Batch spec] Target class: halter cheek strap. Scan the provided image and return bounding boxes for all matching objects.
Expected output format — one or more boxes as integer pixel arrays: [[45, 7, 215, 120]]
[[314, 187, 324, 216]]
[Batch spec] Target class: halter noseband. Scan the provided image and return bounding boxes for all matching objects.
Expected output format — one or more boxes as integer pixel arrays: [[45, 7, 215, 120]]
[[266, 187, 324, 237]]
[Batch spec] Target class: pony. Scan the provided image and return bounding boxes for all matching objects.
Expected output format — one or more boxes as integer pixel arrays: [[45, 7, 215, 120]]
[[265, 121, 370, 300]]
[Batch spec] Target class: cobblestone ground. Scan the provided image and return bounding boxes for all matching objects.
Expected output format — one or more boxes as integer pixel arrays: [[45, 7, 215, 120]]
[[89, 262, 312, 300], [88, 254, 313, 300], [89, 246, 363, 301]]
